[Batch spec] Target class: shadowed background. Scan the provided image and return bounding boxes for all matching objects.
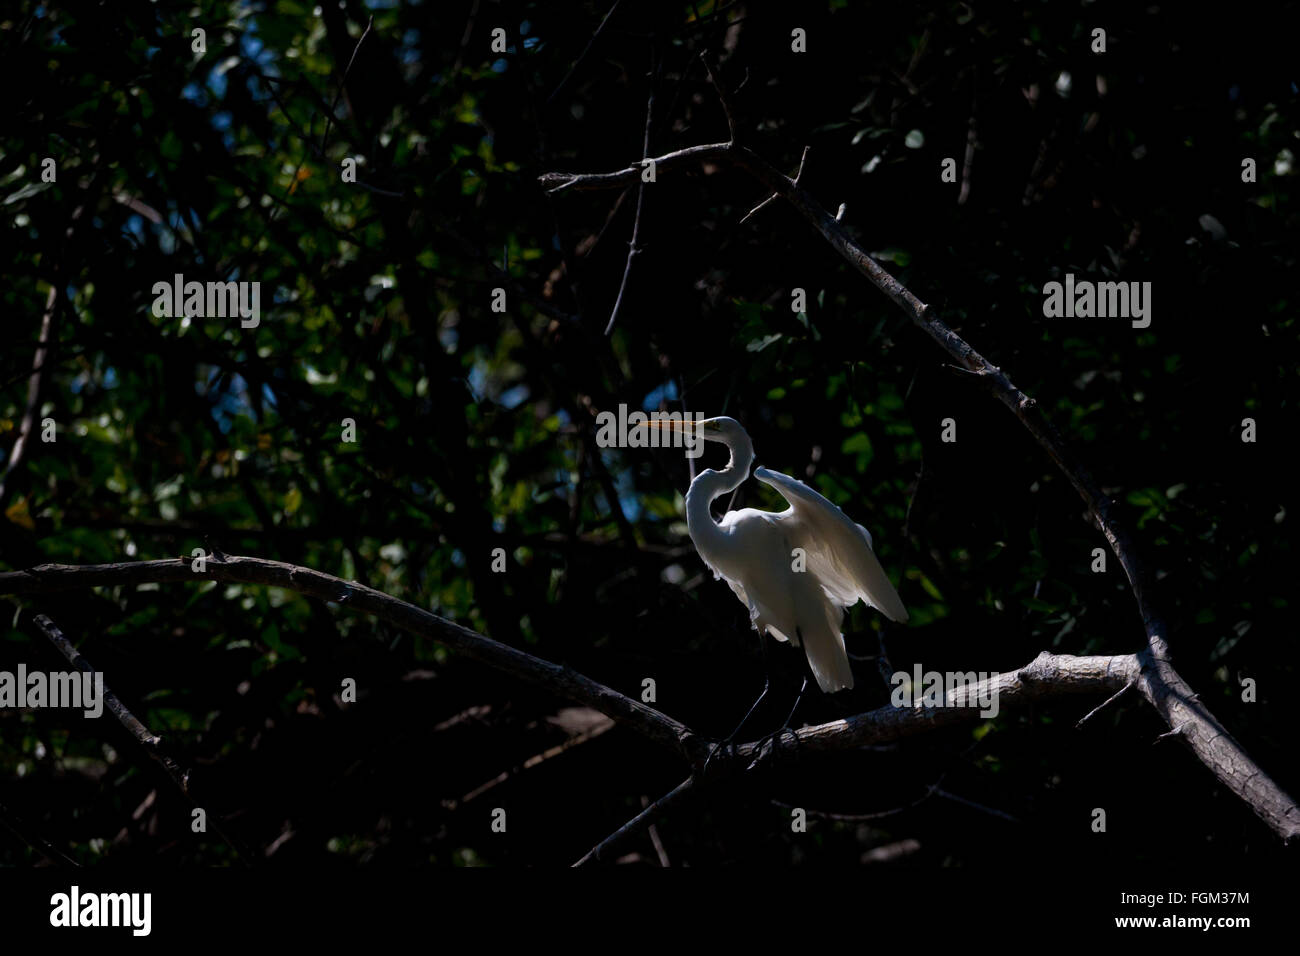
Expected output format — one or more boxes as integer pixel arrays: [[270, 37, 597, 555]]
[[1, 0, 1297, 867]]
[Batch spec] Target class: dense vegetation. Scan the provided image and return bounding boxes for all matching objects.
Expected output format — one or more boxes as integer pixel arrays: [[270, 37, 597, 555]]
[[2, 0, 1296, 867]]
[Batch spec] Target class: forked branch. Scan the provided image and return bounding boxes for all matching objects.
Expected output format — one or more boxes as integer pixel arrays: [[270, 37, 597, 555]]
[[535, 112, 1299, 847]]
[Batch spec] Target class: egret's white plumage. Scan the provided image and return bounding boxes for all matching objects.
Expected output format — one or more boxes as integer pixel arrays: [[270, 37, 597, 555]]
[[647, 416, 907, 693]]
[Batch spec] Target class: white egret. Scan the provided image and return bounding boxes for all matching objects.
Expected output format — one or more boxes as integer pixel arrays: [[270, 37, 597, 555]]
[[642, 416, 908, 697]]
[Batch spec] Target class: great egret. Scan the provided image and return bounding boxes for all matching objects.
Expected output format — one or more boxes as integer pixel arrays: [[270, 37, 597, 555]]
[[642, 416, 908, 696]]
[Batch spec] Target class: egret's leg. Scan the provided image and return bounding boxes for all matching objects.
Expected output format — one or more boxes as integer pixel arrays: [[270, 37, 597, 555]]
[[703, 635, 775, 777], [748, 675, 809, 771], [705, 678, 769, 770], [776, 675, 808, 730]]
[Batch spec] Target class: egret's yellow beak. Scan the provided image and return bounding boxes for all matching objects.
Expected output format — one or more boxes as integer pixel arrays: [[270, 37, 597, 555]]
[[639, 418, 697, 432]]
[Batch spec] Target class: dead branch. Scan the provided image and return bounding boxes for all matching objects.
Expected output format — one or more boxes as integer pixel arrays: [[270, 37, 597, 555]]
[[4, 558, 1295, 842], [536, 128, 1300, 845]]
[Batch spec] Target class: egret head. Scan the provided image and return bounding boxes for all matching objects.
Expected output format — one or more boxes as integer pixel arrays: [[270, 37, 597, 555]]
[[637, 415, 754, 472], [637, 414, 749, 445], [695, 416, 749, 445]]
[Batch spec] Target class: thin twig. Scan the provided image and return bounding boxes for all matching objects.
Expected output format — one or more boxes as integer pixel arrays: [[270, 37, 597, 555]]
[[0, 800, 80, 867], [444, 714, 616, 810], [320, 15, 374, 155], [547, 0, 625, 106], [451, 0, 481, 74], [740, 147, 807, 225], [32, 614, 255, 864], [222, 16, 374, 284], [703, 55, 738, 141], [1, 186, 94, 501], [739, 194, 777, 225], [958, 67, 978, 205], [605, 47, 657, 336], [933, 788, 1019, 823], [1076, 678, 1136, 728], [573, 777, 695, 866], [643, 794, 672, 867]]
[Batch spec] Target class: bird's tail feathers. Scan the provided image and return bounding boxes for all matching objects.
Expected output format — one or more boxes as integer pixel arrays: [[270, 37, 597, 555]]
[[799, 604, 854, 693]]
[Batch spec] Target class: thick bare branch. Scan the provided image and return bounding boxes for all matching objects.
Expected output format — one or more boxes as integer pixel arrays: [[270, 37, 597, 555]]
[[1135, 648, 1300, 842], [535, 135, 1299, 844], [6, 560, 1295, 841], [1, 554, 701, 762], [733, 651, 1299, 842]]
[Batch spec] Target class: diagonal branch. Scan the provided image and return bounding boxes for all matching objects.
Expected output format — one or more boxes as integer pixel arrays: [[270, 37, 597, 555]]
[[732, 650, 1299, 842], [605, 47, 657, 336], [2, 554, 702, 762], [547, 0, 626, 106], [536, 134, 1299, 845], [539, 139, 1167, 660], [0, 286, 59, 503], [2, 183, 96, 503], [33, 614, 256, 864], [573, 776, 695, 866], [4, 556, 1296, 841], [702, 55, 738, 142], [541, 138, 1173, 650], [319, 14, 374, 155]]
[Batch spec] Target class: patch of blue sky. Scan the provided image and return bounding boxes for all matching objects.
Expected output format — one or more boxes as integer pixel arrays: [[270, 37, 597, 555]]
[[467, 363, 487, 402], [611, 453, 642, 522], [400, 28, 420, 65], [642, 380, 680, 409], [181, 82, 209, 107], [207, 69, 228, 100], [498, 384, 529, 409], [200, 368, 254, 432], [125, 214, 147, 247]]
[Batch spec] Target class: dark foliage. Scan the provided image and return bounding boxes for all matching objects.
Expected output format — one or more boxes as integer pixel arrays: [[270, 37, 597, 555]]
[[1, 0, 1296, 868]]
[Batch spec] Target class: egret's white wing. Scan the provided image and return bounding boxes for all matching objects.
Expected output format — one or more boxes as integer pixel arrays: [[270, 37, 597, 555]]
[[706, 504, 856, 690], [712, 509, 793, 643], [754, 466, 909, 623]]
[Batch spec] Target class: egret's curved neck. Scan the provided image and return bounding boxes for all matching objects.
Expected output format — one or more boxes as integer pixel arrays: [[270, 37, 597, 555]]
[[684, 433, 754, 548]]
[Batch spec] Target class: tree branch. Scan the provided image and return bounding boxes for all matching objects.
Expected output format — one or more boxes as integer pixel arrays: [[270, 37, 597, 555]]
[[540, 139, 1168, 662], [32, 614, 256, 864], [547, 0, 626, 106], [605, 47, 657, 336], [573, 776, 695, 866], [2, 182, 96, 503], [1, 554, 703, 763], [535, 134, 1299, 844], [5, 555, 1297, 841], [728, 651, 1299, 842]]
